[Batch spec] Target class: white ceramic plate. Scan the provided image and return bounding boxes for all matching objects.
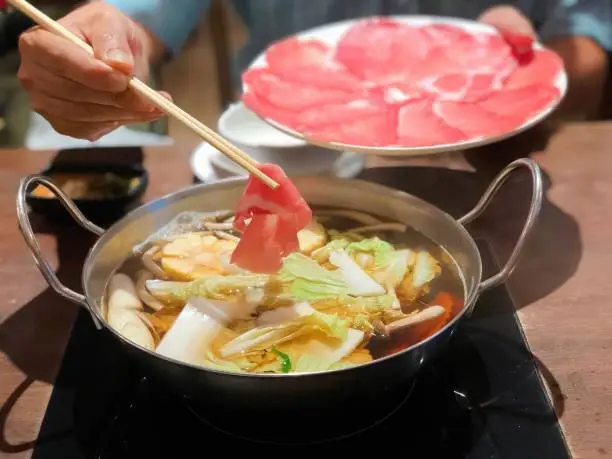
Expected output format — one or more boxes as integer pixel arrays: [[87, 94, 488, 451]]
[[190, 141, 365, 182], [217, 102, 345, 173], [242, 15, 568, 157]]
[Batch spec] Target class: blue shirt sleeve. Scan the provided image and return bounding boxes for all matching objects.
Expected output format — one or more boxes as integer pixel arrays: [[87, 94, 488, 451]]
[[105, 0, 211, 55], [538, 0, 612, 51]]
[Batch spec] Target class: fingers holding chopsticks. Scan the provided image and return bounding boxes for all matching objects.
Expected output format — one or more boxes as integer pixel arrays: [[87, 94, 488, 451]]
[[12, 0, 277, 187], [17, 2, 170, 140]]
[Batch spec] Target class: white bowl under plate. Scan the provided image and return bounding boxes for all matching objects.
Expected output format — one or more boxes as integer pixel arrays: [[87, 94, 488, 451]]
[[217, 102, 345, 174], [218, 101, 306, 148], [190, 141, 365, 182]]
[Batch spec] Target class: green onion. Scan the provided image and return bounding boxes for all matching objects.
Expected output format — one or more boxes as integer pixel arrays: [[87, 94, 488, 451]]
[[272, 347, 292, 373]]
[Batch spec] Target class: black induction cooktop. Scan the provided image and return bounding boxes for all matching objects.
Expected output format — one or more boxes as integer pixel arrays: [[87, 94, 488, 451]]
[[31, 238, 571, 459]]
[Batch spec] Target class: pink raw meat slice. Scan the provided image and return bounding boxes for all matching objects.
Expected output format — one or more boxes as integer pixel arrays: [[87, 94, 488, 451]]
[[382, 85, 430, 104], [291, 97, 390, 131], [504, 49, 564, 89], [478, 84, 561, 122], [364, 83, 430, 105], [406, 34, 516, 86], [435, 84, 560, 138], [242, 68, 362, 111], [419, 72, 502, 102], [426, 31, 515, 75], [243, 90, 394, 147], [497, 30, 535, 62], [307, 108, 398, 147], [242, 91, 301, 130], [397, 99, 467, 146], [434, 100, 521, 138], [421, 23, 475, 46], [334, 18, 432, 86], [264, 38, 363, 91]]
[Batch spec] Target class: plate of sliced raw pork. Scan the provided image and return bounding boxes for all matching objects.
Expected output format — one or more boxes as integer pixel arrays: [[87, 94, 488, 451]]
[[241, 15, 567, 156]]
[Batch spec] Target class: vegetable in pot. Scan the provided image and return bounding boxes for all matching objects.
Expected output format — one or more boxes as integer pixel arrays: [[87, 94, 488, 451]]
[[103, 210, 461, 375]]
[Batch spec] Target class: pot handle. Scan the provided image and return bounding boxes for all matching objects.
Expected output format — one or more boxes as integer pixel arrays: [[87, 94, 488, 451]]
[[16, 174, 105, 327], [458, 158, 543, 294]]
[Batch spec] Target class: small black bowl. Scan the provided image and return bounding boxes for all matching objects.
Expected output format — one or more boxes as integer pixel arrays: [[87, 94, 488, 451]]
[[26, 163, 149, 226]]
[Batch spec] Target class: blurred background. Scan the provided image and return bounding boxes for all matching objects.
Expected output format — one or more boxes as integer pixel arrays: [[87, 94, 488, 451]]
[[1, 0, 611, 151]]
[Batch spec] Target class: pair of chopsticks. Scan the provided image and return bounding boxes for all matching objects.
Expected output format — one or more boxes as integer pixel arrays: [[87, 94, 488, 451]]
[[7, 0, 279, 189]]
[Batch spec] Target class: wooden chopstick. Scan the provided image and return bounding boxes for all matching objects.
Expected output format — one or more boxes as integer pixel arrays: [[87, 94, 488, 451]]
[[7, 0, 279, 189]]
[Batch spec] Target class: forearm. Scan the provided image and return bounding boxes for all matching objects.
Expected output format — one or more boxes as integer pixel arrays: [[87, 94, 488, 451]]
[[103, 0, 210, 61], [87, 0, 167, 65], [133, 20, 167, 66], [544, 36, 608, 121]]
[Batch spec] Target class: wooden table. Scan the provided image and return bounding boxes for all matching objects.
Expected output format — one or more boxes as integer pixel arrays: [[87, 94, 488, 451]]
[[0, 122, 611, 458]]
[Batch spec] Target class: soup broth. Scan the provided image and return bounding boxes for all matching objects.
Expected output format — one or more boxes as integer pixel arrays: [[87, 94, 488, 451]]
[[103, 207, 465, 374]]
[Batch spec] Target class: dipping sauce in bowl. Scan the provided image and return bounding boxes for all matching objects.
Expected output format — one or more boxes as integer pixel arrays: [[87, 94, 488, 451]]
[[26, 163, 148, 224], [30, 172, 143, 200]]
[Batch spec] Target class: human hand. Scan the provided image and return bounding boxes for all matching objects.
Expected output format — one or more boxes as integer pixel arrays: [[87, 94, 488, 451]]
[[18, 2, 170, 140], [478, 5, 537, 59]]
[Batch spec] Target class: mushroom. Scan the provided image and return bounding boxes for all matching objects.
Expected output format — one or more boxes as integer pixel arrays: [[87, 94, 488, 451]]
[[135, 270, 166, 311], [384, 305, 445, 334], [109, 308, 159, 350], [211, 210, 235, 222], [349, 223, 408, 234], [142, 246, 168, 280], [106, 273, 157, 350], [204, 221, 235, 231], [314, 209, 383, 226], [214, 231, 240, 242], [372, 319, 388, 337], [107, 273, 143, 312]]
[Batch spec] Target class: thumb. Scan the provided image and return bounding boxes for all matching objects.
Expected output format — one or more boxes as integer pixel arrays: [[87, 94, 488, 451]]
[[89, 18, 135, 75], [478, 6, 537, 38]]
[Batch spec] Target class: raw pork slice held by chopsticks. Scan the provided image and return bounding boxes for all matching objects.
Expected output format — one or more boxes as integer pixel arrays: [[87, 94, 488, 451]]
[[231, 163, 313, 273]]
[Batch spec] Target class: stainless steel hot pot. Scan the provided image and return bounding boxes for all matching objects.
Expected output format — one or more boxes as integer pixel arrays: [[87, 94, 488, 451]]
[[17, 158, 542, 416]]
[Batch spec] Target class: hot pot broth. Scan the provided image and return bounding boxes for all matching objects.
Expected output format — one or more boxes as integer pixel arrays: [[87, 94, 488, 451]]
[[103, 208, 465, 374]]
